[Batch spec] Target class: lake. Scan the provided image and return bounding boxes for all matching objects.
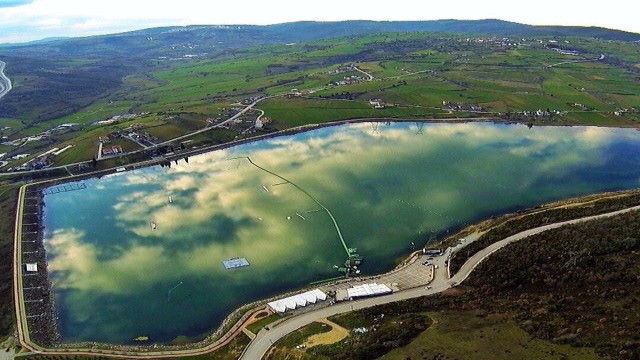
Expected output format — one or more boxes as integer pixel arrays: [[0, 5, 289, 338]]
[[42, 122, 640, 344]]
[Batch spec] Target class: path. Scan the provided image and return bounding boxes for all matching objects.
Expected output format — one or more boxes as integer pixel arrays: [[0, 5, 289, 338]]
[[547, 54, 605, 68], [239, 203, 640, 360], [0, 60, 12, 100], [352, 65, 374, 81], [302, 319, 348, 348]]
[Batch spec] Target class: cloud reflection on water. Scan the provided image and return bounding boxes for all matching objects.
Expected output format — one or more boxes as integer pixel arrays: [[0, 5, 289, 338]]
[[43, 122, 640, 343]]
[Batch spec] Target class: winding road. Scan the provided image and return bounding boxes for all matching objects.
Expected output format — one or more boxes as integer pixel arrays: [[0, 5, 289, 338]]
[[0, 60, 12, 100], [547, 54, 605, 68], [352, 65, 374, 81]]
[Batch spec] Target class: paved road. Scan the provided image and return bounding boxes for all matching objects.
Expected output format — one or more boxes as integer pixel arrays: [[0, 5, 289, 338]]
[[547, 54, 605, 68], [352, 65, 374, 81], [240, 203, 640, 360], [0, 60, 12, 100]]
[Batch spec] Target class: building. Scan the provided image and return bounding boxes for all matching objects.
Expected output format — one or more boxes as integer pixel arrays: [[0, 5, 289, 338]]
[[336, 283, 393, 301], [423, 249, 443, 256], [267, 289, 327, 313], [102, 145, 123, 157], [369, 99, 384, 109], [25, 263, 38, 272], [255, 117, 271, 129]]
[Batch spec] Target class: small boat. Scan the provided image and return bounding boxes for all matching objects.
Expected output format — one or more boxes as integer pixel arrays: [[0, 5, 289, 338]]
[[133, 336, 149, 341], [150, 222, 157, 230], [262, 185, 270, 193], [168, 196, 173, 203]]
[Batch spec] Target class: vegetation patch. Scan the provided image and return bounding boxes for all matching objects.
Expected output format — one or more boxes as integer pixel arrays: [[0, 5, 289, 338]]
[[449, 191, 640, 273], [0, 183, 19, 338], [245, 313, 281, 334]]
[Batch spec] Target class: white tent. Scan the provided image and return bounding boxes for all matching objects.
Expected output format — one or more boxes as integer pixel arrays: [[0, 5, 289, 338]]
[[346, 283, 392, 299], [309, 289, 327, 301], [293, 295, 307, 307], [302, 292, 319, 304], [267, 289, 328, 313]]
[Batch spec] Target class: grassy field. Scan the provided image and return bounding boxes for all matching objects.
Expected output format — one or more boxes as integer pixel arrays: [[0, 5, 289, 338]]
[[245, 313, 281, 334], [381, 311, 602, 360], [0, 183, 19, 338], [261, 97, 446, 129]]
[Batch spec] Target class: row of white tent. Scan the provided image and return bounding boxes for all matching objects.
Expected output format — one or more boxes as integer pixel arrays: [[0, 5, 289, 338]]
[[267, 289, 327, 313]]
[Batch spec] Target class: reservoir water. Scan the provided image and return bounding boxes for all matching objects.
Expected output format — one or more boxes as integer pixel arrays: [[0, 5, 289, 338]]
[[42, 122, 640, 344]]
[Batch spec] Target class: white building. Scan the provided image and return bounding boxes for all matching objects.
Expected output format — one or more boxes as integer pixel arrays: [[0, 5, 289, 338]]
[[344, 283, 392, 300], [25, 263, 38, 272]]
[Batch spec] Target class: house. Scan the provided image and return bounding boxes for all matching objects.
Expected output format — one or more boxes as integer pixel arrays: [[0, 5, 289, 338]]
[[255, 117, 271, 129], [102, 145, 123, 156], [25, 263, 38, 272], [369, 99, 384, 109]]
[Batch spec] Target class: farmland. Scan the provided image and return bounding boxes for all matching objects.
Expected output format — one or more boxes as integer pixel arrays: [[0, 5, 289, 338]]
[[0, 28, 639, 173]]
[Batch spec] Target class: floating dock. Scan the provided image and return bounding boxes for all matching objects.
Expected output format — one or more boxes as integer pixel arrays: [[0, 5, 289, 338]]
[[222, 257, 250, 269], [43, 182, 87, 195]]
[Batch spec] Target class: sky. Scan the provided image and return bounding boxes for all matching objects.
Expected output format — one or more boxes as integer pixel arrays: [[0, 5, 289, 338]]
[[0, 0, 638, 44]]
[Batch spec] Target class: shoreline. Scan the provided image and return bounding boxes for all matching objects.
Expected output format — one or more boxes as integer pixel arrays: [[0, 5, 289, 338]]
[[4, 115, 639, 180]]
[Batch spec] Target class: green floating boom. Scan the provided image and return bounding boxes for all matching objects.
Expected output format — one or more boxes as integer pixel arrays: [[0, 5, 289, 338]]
[[232, 156, 354, 258]]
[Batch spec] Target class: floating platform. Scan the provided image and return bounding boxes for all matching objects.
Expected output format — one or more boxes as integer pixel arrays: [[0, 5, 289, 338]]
[[222, 257, 250, 269], [43, 182, 87, 195]]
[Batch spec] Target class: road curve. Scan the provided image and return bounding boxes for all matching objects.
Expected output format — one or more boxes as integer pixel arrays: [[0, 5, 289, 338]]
[[0, 60, 12, 100], [352, 65, 374, 81], [240, 203, 640, 360]]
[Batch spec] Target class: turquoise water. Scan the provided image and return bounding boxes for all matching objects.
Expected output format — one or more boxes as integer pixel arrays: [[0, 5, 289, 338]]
[[42, 122, 640, 344]]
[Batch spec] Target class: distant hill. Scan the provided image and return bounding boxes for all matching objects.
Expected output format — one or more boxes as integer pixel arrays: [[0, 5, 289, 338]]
[[2, 19, 638, 58], [262, 20, 640, 42]]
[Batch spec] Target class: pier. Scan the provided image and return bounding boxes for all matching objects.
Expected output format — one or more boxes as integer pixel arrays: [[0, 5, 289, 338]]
[[43, 182, 87, 195]]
